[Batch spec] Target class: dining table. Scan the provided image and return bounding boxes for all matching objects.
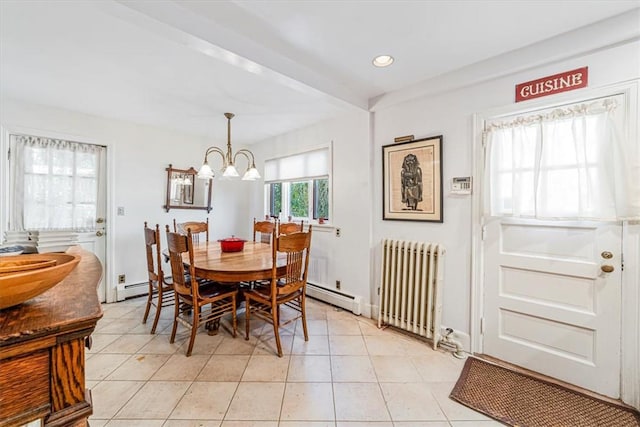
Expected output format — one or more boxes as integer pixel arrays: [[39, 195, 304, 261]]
[[184, 240, 286, 283]]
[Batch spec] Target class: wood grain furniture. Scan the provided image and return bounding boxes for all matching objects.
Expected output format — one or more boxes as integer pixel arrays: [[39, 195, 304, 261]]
[[166, 228, 238, 357], [253, 218, 275, 244], [0, 247, 103, 427], [244, 226, 313, 357], [278, 220, 304, 235], [143, 222, 174, 334], [174, 218, 209, 243], [184, 241, 287, 283]]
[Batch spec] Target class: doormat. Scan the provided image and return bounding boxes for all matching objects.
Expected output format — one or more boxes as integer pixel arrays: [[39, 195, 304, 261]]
[[450, 357, 640, 427]]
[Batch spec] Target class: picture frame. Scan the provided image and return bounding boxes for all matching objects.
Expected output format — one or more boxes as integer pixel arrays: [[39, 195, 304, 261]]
[[382, 135, 443, 222]]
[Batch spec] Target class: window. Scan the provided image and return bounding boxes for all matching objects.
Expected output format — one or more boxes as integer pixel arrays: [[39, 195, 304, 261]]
[[264, 148, 331, 222], [485, 94, 636, 220], [11, 135, 105, 230]]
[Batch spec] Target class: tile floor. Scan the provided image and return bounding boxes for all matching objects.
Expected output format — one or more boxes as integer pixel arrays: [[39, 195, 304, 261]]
[[87, 296, 500, 427]]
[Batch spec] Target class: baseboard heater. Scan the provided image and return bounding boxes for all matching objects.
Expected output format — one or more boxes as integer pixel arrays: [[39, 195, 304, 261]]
[[117, 281, 148, 301], [117, 281, 363, 316], [306, 283, 363, 315]]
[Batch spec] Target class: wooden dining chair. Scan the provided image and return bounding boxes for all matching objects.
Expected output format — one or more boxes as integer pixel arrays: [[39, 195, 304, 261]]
[[278, 220, 304, 235], [166, 226, 238, 356], [253, 217, 276, 244], [173, 218, 209, 243], [142, 222, 174, 334], [244, 225, 313, 357]]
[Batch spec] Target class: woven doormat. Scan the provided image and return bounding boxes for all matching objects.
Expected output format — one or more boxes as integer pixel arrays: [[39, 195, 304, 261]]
[[450, 357, 640, 427]]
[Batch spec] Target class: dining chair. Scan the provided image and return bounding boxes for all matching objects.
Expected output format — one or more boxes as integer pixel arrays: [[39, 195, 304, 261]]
[[244, 225, 313, 357], [253, 217, 276, 244], [173, 218, 209, 243], [142, 222, 174, 334], [166, 226, 238, 356], [278, 220, 304, 235]]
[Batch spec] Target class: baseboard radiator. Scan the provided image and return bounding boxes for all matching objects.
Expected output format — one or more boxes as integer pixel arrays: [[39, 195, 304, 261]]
[[117, 281, 148, 300], [306, 283, 363, 315], [378, 239, 445, 349]]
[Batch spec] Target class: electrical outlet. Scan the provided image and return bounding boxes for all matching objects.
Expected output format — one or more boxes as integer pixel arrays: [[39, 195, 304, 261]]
[[118, 274, 126, 284], [336, 280, 341, 290], [117, 206, 125, 216], [336, 228, 341, 237]]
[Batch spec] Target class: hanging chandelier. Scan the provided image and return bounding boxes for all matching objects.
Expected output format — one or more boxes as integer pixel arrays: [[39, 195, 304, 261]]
[[197, 112, 260, 181]]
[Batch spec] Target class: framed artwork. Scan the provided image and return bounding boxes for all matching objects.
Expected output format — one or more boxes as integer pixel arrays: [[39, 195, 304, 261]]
[[382, 135, 443, 222]]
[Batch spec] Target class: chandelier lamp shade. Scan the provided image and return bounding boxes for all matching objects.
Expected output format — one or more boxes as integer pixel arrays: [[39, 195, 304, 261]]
[[197, 112, 261, 181]]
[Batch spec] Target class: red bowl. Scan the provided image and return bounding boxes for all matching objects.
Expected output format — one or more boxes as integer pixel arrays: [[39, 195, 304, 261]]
[[218, 237, 246, 252]]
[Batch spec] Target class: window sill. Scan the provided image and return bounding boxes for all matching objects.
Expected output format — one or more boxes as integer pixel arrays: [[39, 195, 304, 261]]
[[309, 223, 335, 232]]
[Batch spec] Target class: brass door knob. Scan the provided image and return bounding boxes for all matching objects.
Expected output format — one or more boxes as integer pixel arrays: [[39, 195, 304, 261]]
[[96, 230, 104, 237], [601, 251, 613, 259], [601, 265, 614, 273], [96, 218, 105, 224]]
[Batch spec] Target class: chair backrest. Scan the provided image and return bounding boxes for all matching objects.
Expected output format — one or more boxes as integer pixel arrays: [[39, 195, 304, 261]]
[[270, 225, 312, 297], [144, 222, 164, 284], [253, 218, 276, 243], [278, 220, 304, 235], [166, 226, 199, 299], [174, 218, 209, 243]]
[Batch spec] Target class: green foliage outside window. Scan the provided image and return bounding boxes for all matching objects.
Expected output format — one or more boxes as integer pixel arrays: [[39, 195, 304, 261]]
[[271, 183, 282, 216], [290, 181, 309, 217], [314, 179, 329, 219]]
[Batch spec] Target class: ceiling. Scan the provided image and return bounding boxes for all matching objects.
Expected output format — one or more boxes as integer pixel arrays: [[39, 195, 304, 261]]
[[1, 0, 638, 145]]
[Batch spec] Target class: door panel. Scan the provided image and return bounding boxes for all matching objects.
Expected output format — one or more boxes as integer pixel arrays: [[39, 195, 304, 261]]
[[484, 217, 622, 397]]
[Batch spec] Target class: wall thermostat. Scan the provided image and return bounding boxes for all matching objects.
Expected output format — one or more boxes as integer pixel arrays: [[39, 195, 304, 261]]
[[451, 177, 472, 195]]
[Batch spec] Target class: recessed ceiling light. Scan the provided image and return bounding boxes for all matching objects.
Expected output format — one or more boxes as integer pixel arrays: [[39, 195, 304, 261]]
[[372, 55, 394, 67]]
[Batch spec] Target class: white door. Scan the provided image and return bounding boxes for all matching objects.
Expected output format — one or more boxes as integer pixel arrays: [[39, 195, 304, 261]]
[[76, 218, 106, 302], [8, 134, 108, 302], [483, 217, 622, 397]]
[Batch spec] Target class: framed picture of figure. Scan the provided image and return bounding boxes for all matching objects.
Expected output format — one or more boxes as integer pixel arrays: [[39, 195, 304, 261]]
[[382, 135, 443, 222]]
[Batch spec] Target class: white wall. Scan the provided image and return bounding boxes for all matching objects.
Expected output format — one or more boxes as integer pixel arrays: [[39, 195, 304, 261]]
[[0, 98, 250, 297], [246, 111, 373, 313], [372, 39, 640, 335]]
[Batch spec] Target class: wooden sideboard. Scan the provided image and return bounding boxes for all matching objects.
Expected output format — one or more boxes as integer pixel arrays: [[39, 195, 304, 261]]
[[0, 248, 103, 427]]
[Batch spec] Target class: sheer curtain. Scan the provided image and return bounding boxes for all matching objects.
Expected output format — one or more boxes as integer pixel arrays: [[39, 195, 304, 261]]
[[484, 94, 639, 221], [11, 135, 106, 230]]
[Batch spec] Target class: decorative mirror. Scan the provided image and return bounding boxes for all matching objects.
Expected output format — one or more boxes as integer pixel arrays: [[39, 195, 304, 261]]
[[164, 164, 212, 212]]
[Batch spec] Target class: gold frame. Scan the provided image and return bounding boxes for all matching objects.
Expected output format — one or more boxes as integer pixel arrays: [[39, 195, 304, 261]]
[[382, 135, 443, 222]]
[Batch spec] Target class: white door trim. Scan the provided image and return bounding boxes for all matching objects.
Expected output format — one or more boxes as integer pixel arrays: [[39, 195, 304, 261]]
[[471, 80, 640, 408], [0, 123, 117, 303]]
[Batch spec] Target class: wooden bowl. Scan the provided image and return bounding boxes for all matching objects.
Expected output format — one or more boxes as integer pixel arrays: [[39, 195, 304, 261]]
[[0, 253, 81, 310]]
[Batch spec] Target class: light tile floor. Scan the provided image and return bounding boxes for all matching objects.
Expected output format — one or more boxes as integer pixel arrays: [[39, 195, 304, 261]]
[[87, 296, 500, 427]]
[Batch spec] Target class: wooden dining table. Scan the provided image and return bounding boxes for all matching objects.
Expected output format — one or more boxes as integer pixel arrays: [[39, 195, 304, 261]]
[[184, 240, 286, 283]]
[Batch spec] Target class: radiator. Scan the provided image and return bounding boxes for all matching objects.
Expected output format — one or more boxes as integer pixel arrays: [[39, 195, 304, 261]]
[[378, 239, 445, 349]]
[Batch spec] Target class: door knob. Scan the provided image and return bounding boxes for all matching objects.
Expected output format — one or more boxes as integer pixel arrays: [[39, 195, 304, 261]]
[[96, 230, 104, 237], [601, 264, 614, 273], [601, 251, 613, 259], [96, 218, 105, 224]]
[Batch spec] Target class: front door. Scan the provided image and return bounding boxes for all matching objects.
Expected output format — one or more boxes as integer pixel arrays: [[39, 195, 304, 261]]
[[483, 217, 622, 397]]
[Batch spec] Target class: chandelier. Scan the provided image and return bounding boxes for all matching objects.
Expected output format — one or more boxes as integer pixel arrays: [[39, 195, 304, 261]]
[[197, 112, 260, 181]]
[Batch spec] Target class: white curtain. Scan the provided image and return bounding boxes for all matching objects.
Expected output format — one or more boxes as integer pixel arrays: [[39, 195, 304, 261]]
[[485, 95, 639, 221], [11, 135, 106, 230]]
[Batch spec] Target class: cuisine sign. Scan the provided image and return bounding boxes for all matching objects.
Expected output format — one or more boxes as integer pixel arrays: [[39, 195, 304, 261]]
[[516, 67, 588, 102]]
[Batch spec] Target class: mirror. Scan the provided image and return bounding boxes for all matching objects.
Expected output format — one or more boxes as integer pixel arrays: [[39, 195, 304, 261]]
[[164, 164, 212, 213]]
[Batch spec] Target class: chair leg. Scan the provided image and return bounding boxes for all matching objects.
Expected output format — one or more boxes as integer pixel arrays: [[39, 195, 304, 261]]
[[186, 305, 199, 357], [142, 281, 153, 324], [300, 294, 309, 342], [170, 295, 179, 344], [272, 303, 283, 357], [150, 287, 163, 334], [244, 296, 251, 340], [231, 294, 237, 338]]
